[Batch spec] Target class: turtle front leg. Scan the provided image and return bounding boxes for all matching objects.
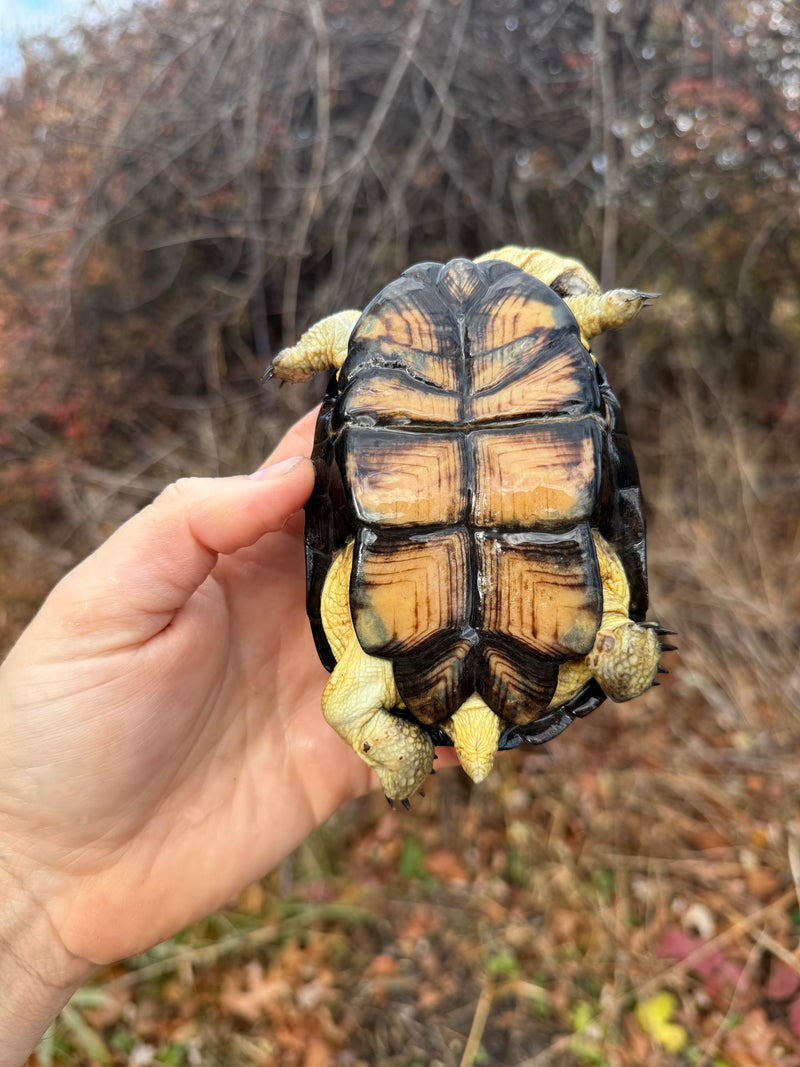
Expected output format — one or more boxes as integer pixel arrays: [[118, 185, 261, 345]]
[[476, 245, 657, 344], [321, 639, 435, 804], [563, 290, 659, 343], [266, 308, 362, 382]]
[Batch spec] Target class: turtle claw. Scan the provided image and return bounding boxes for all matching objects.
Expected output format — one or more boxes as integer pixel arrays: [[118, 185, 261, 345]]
[[636, 290, 660, 306], [659, 642, 679, 653], [401, 798, 411, 811], [259, 364, 275, 383], [642, 621, 677, 634], [657, 664, 669, 674]]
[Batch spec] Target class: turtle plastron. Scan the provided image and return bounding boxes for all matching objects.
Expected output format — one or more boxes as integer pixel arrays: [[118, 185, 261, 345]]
[[267, 246, 669, 798]]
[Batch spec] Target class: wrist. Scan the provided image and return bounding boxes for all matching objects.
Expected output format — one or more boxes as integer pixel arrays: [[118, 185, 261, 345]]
[[0, 861, 93, 1067]]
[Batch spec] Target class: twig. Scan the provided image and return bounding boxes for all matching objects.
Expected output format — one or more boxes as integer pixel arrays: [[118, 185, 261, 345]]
[[327, 0, 435, 184], [459, 976, 495, 1067], [723, 904, 800, 978], [281, 0, 331, 340]]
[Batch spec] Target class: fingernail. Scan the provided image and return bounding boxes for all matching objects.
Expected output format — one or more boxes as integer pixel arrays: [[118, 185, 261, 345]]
[[248, 455, 305, 481]]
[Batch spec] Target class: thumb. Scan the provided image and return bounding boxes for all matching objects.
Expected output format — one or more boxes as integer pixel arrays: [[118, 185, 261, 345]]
[[46, 456, 315, 643]]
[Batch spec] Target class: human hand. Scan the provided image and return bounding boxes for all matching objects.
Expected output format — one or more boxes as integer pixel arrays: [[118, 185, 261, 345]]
[[0, 410, 384, 1016]]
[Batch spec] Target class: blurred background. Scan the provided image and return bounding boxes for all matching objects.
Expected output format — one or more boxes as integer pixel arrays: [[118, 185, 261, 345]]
[[2, 0, 800, 1063]]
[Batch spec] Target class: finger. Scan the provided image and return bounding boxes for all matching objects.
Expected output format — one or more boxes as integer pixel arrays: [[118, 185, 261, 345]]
[[49, 458, 315, 642], [262, 407, 320, 468]]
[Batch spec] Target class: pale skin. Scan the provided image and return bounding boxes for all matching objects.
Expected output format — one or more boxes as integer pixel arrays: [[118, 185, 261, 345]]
[[0, 412, 457, 1066]]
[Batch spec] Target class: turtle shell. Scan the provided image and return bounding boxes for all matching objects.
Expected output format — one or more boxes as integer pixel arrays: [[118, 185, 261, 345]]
[[304, 257, 648, 749]]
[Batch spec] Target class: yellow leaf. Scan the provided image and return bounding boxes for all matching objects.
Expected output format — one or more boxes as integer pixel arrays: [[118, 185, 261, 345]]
[[635, 991, 688, 1054]]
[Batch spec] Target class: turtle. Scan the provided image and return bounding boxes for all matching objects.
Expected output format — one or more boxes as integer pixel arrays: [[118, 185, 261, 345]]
[[268, 245, 674, 805]]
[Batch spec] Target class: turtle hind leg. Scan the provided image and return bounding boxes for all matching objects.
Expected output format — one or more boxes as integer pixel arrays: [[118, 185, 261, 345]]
[[319, 541, 434, 803], [321, 641, 434, 802], [586, 618, 660, 702], [266, 308, 362, 383], [587, 531, 661, 702]]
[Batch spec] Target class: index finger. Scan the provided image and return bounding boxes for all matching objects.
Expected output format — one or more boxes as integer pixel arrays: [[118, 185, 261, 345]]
[[263, 408, 320, 468]]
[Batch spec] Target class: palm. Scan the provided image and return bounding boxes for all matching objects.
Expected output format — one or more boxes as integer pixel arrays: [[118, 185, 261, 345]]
[[0, 412, 374, 965]]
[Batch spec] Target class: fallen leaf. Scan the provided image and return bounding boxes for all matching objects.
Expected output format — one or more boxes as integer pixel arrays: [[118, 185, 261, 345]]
[[417, 982, 444, 1011], [719, 1009, 775, 1066], [424, 848, 468, 881], [237, 881, 264, 913], [690, 827, 730, 851], [765, 961, 800, 1001], [744, 866, 780, 899], [220, 963, 291, 1022], [364, 954, 398, 978], [656, 927, 702, 961], [304, 1036, 334, 1067], [656, 927, 746, 1001], [635, 992, 688, 1054]]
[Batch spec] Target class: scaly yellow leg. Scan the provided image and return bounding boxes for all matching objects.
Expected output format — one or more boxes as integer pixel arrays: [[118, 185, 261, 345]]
[[319, 542, 434, 802], [476, 245, 657, 345], [267, 308, 362, 382], [548, 532, 660, 708]]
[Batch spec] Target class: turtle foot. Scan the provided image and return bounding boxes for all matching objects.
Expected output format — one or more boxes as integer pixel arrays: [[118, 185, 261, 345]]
[[587, 619, 661, 703], [386, 786, 427, 812], [321, 670, 435, 803], [565, 289, 659, 341], [355, 711, 435, 802]]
